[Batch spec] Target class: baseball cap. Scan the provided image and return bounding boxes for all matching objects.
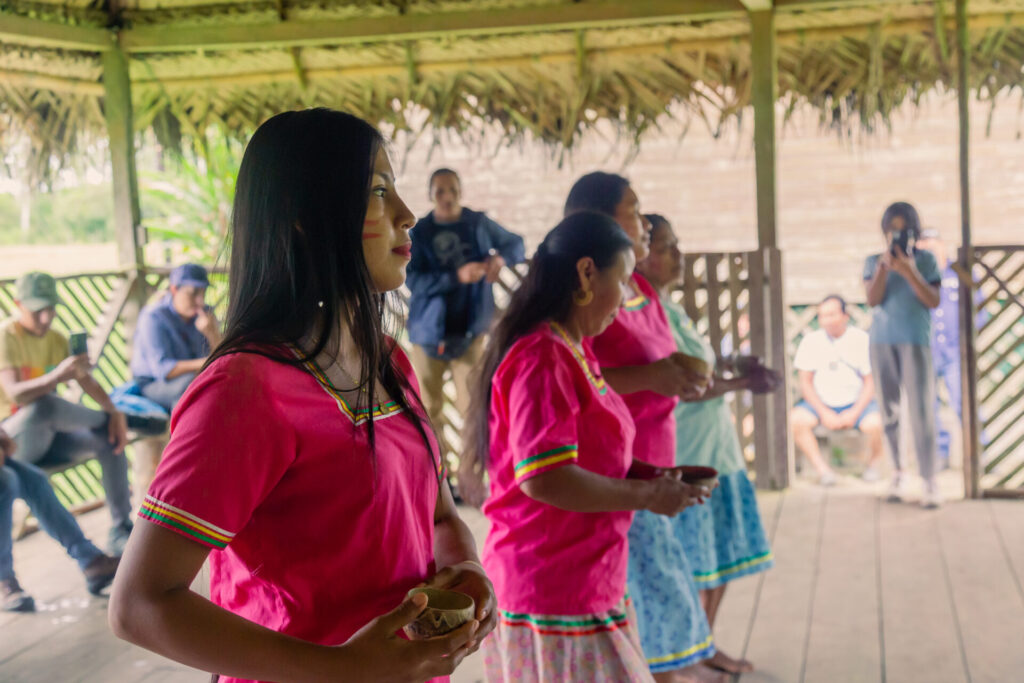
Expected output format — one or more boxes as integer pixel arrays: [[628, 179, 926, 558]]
[[169, 263, 210, 289], [15, 272, 61, 312]]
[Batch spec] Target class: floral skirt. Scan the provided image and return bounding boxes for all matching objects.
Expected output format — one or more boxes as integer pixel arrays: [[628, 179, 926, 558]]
[[482, 597, 654, 682], [675, 470, 774, 590], [627, 510, 715, 674]]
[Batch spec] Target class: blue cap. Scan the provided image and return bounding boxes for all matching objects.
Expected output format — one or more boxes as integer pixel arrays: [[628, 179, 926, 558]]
[[170, 263, 210, 289]]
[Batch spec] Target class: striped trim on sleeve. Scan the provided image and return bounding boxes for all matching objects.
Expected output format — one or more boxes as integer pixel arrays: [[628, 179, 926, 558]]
[[513, 445, 579, 483], [138, 496, 236, 549]]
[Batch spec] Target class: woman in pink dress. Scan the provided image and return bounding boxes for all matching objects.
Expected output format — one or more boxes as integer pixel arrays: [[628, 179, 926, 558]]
[[460, 211, 707, 682], [109, 109, 495, 683], [566, 172, 721, 683]]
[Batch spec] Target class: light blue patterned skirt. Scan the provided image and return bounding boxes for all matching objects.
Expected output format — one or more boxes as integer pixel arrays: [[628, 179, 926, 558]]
[[674, 470, 774, 590], [626, 509, 715, 673]]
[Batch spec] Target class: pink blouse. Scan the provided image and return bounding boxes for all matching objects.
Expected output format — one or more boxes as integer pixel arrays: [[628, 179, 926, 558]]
[[589, 273, 679, 467], [142, 344, 446, 683], [482, 323, 636, 615]]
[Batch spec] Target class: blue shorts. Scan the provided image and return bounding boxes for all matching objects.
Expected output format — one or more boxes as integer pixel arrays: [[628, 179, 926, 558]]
[[795, 399, 879, 430]]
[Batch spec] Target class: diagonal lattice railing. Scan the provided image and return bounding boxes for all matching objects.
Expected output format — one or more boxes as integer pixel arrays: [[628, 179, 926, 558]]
[[971, 245, 1024, 494], [1, 258, 905, 515]]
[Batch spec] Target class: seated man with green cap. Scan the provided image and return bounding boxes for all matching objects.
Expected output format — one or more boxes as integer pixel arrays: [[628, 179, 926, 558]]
[[0, 271, 133, 555]]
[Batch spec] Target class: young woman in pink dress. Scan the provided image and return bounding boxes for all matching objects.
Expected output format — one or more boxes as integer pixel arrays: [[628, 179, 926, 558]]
[[109, 109, 495, 683], [460, 211, 707, 682]]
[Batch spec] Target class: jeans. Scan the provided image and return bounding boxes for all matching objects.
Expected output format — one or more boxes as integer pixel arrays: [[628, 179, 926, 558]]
[[869, 343, 938, 482], [140, 372, 196, 412], [3, 395, 132, 528], [0, 459, 103, 581], [409, 335, 486, 455]]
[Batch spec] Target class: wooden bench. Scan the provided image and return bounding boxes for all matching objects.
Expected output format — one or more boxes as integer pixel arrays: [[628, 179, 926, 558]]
[[12, 431, 168, 540]]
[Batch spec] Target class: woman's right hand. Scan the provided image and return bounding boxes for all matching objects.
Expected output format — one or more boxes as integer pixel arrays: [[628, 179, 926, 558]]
[[646, 357, 706, 399], [337, 593, 480, 682], [643, 473, 706, 516]]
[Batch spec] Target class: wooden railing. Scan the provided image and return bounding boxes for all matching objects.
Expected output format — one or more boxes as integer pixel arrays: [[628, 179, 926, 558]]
[[0, 258, 909, 511], [966, 245, 1024, 497]]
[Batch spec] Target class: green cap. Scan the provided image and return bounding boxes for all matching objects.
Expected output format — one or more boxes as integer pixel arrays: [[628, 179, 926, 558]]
[[15, 272, 61, 312]]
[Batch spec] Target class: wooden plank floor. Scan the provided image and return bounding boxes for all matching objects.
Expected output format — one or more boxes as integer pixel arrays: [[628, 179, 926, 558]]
[[4, 475, 1023, 683]]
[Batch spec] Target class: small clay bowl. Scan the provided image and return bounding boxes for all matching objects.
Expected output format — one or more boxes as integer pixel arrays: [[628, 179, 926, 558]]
[[403, 587, 475, 640], [679, 465, 719, 489]]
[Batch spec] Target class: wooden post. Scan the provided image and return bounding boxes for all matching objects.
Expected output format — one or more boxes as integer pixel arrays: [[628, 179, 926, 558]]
[[102, 44, 147, 355], [103, 45, 143, 272], [750, 8, 777, 251], [956, 0, 982, 498], [748, 7, 791, 489]]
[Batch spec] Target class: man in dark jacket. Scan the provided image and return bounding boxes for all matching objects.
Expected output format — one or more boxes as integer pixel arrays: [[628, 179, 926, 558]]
[[407, 168, 525, 456]]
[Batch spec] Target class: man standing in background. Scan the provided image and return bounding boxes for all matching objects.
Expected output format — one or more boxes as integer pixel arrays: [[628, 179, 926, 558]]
[[407, 169, 525, 472]]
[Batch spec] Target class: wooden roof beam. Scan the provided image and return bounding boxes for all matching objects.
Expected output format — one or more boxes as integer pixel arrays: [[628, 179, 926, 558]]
[[120, 0, 749, 54], [0, 12, 112, 51]]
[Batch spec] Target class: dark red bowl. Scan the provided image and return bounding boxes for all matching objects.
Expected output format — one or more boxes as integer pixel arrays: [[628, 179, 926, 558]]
[[679, 465, 719, 486]]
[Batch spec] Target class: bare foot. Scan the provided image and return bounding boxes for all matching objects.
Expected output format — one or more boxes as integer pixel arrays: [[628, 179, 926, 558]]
[[673, 663, 727, 683], [703, 649, 754, 674]]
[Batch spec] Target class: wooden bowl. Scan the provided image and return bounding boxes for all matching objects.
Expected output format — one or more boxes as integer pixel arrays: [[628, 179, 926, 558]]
[[678, 465, 719, 489], [403, 587, 475, 640]]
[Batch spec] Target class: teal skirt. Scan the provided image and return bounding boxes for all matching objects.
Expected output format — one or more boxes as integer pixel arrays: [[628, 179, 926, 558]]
[[674, 470, 774, 590], [627, 510, 715, 673]]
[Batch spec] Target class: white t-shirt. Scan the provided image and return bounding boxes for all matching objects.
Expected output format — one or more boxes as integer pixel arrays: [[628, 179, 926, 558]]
[[793, 327, 871, 408]]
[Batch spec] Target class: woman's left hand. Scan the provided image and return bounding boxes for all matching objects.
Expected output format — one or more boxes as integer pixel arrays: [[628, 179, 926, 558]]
[[423, 561, 498, 649]]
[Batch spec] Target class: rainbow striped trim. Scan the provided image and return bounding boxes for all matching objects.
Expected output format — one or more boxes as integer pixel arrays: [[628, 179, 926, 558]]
[[295, 352, 404, 426], [693, 551, 774, 585], [623, 292, 650, 312], [549, 322, 607, 395], [513, 445, 578, 482], [139, 496, 235, 549], [499, 609, 629, 636], [647, 635, 716, 672]]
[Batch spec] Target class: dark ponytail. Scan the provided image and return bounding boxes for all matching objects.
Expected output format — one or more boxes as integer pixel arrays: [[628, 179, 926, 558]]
[[458, 211, 633, 506]]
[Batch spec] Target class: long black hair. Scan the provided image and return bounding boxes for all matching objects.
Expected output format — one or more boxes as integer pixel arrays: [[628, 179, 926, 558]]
[[207, 108, 434, 463], [564, 171, 630, 217], [881, 201, 922, 240], [459, 211, 633, 506]]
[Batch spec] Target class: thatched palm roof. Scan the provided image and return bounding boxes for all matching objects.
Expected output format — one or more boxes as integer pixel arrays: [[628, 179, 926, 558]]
[[3, 0, 1024, 183]]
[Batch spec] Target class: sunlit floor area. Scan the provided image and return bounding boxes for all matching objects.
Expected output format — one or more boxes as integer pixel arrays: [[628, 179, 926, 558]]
[[3, 475, 1023, 683]]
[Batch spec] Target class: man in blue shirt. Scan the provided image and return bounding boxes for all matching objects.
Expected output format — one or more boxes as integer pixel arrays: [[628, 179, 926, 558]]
[[130, 264, 222, 412], [407, 169, 525, 460]]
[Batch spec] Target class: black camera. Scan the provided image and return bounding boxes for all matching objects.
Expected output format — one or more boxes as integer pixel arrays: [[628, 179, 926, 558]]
[[889, 229, 910, 257]]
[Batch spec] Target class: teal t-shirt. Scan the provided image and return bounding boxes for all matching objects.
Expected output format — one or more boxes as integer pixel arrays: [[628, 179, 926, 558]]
[[662, 297, 747, 476], [862, 249, 942, 346]]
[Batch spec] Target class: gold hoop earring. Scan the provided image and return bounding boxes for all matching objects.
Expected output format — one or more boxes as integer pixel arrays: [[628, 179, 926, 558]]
[[573, 289, 594, 306]]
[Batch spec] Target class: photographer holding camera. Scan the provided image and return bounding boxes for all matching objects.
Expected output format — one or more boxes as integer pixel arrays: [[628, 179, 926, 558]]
[[863, 202, 943, 508]]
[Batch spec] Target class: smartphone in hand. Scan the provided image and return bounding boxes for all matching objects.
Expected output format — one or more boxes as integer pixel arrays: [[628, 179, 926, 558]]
[[68, 332, 88, 357]]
